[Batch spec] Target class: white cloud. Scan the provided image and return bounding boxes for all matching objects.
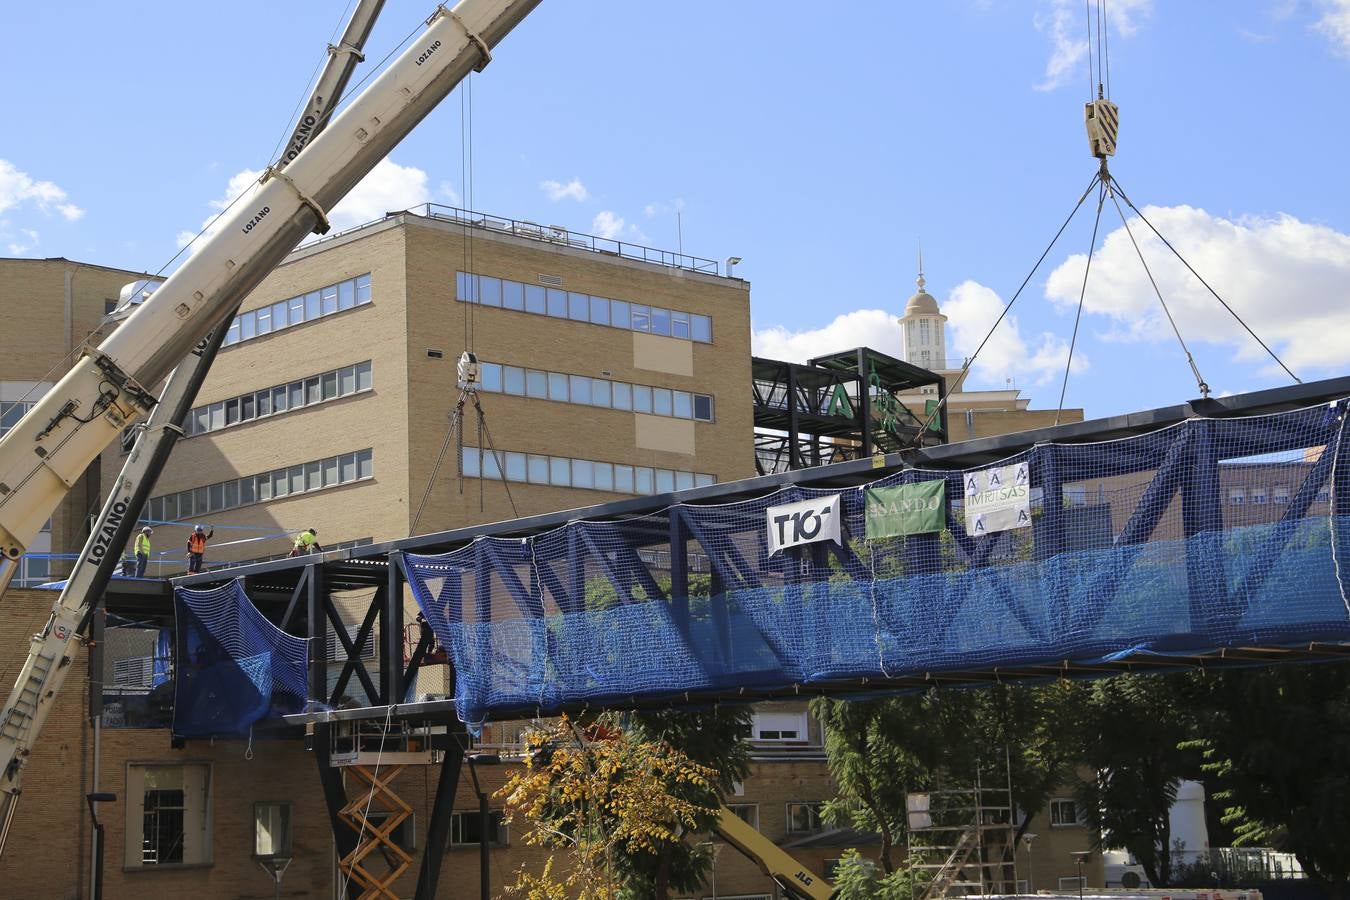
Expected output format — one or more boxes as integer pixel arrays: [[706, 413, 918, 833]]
[[540, 177, 589, 203], [1316, 0, 1350, 56], [180, 158, 432, 251], [1033, 0, 1151, 91], [644, 198, 685, 218], [751, 291, 1082, 389], [326, 158, 431, 231], [753, 309, 905, 363], [944, 280, 1085, 386], [5, 227, 40, 256], [1043, 204, 1350, 374], [591, 210, 626, 239], [0, 159, 84, 221]]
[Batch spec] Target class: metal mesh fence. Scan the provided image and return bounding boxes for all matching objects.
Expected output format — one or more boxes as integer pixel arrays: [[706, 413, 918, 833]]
[[402, 400, 1350, 727]]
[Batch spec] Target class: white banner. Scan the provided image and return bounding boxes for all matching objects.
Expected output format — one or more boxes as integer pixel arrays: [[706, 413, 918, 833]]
[[766, 494, 842, 556], [963, 461, 1031, 536]]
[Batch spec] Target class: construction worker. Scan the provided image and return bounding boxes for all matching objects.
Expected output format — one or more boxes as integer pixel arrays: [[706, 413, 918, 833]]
[[134, 526, 152, 578], [290, 528, 321, 557], [186, 524, 214, 574]]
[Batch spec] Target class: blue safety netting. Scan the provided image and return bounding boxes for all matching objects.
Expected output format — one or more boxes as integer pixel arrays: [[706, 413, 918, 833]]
[[173, 580, 308, 737], [407, 400, 1350, 725]]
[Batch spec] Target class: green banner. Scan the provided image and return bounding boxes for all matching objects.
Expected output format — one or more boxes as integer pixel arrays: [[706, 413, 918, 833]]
[[864, 480, 946, 538]]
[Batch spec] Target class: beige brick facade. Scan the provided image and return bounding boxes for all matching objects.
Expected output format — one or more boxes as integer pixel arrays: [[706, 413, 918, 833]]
[[99, 212, 753, 573]]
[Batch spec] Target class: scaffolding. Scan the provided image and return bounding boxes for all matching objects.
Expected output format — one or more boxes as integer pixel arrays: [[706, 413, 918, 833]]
[[906, 754, 1017, 898]]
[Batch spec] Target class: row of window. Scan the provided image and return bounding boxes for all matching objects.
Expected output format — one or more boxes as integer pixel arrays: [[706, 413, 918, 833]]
[[183, 361, 373, 438], [456, 271, 713, 343], [142, 449, 373, 523], [223, 273, 372, 348], [128, 765, 510, 870], [477, 360, 714, 422], [461, 447, 716, 495], [1228, 485, 1327, 505]]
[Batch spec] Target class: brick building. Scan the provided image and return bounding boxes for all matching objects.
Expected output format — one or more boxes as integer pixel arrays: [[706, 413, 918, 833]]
[[102, 206, 751, 574], [0, 257, 156, 585]]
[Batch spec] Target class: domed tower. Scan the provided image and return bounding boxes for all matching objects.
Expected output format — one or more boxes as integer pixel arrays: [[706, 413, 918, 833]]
[[900, 251, 948, 372]]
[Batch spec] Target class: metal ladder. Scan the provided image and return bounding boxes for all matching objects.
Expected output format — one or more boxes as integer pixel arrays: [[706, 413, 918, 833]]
[[922, 827, 979, 900], [0, 653, 54, 743]]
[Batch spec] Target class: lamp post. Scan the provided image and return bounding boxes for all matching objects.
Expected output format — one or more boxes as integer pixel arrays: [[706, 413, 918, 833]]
[[1071, 850, 1093, 900], [467, 753, 502, 900], [85, 792, 116, 900], [1021, 832, 1037, 894], [726, 256, 742, 278]]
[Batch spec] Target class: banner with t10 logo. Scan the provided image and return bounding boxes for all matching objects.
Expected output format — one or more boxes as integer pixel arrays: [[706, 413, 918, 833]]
[[766, 494, 843, 556]]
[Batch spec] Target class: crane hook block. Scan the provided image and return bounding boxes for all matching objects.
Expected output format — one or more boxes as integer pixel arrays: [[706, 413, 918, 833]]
[[1085, 98, 1120, 159]]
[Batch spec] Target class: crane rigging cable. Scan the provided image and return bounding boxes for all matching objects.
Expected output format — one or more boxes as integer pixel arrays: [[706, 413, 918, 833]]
[[1055, 177, 1109, 426], [920, 0, 1299, 442]]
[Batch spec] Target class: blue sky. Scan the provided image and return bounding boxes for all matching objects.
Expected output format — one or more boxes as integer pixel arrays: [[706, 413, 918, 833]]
[[3, 0, 1349, 419]]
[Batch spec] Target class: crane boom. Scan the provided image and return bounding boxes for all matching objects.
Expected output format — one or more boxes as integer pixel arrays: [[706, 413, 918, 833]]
[[0, 0, 541, 573], [0, 0, 405, 857]]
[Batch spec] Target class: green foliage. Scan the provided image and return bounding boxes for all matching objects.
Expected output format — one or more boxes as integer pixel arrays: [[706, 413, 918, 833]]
[[1186, 664, 1350, 898], [830, 848, 929, 900], [813, 682, 1083, 873], [1072, 675, 1200, 887]]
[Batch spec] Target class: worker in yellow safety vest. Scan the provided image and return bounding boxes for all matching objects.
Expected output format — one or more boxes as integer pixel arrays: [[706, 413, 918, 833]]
[[134, 526, 152, 578], [290, 528, 321, 557]]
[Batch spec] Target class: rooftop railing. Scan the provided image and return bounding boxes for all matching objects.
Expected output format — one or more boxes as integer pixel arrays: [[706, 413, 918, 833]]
[[300, 203, 723, 276]]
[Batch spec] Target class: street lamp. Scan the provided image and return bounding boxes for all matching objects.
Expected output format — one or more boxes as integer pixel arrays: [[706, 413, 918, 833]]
[[726, 256, 742, 277], [85, 792, 116, 900], [698, 839, 724, 899], [1021, 832, 1037, 893], [467, 753, 502, 900], [1071, 850, 1093, 900]]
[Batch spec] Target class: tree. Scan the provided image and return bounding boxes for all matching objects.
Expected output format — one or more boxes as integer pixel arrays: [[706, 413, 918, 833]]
[[497, 714, 722, 900], [497, 707, 750, 900], [1187, 664, 1350, 900], [1072, 674, 1200, 887], [620, 706, 753, 898], [812, 697, 923, 873], [813, 683, 1083, 874]]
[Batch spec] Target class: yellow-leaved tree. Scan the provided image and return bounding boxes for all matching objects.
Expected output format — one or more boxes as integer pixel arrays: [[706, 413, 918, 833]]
[[496, 714, 723, 899]]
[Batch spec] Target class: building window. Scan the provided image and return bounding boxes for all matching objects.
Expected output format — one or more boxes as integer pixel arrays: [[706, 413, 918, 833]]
[[481, 366, 711, 423], [181, 361, 373, 440], [1050, 797, 1083, 827], [456, 272, 712, 344], [461, 447, 715, 497], [1250, 487, 1268, 504], [785, 802, 824, 835], [726, 803, 759, 831], [142, 448, 373, 521], [1273, 484, 1290, 504], [752, 711, 808, 742], [253, 802, 293, 860], [919, 319, 930, 344], [126, 763, 211, 868], [0, 400, 35, 436], [450, 811, 508, 847], [222, 273, 372, 349], [1228, 488, 1245, 505]]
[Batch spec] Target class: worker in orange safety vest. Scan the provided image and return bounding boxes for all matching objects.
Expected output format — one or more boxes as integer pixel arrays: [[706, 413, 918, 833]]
[[186, 524, 214, 574]]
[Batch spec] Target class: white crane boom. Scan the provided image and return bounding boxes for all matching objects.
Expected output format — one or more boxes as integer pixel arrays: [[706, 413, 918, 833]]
[[0, 0, 541, 574], [0, 0, 415, 857]]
